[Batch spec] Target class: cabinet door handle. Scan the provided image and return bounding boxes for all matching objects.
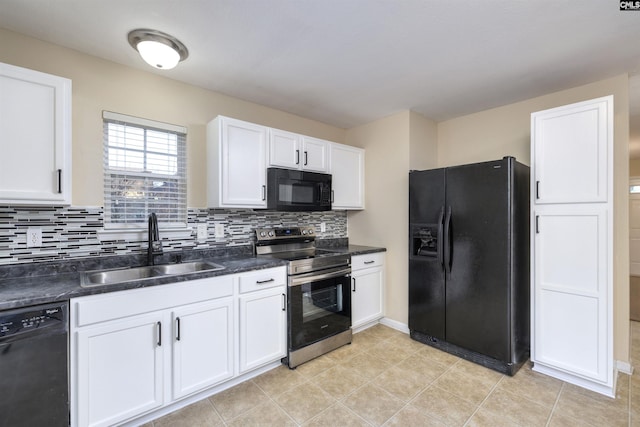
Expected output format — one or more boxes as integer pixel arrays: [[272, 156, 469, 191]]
[[256, 278, 275, 284], [156, 321, 162, 347], [535, 181, 540, 199], [296, 149, 300, 165], [352, 277, 356, 292], [535, 215, 540, 234], [282, 293, 286, 311], [331, 190, 334, 203], [364, 260, 375, 265], [262, 185, 266, 201], [57, 169, 62, 194], [176, 317, 181, 341], [304, 151, 308, 166]]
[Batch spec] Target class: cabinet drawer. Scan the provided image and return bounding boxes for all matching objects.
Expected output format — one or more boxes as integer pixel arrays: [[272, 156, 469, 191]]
[[352, 253, 385, 270], [239, 267, 286, 293], [73, 276, 233, 327]]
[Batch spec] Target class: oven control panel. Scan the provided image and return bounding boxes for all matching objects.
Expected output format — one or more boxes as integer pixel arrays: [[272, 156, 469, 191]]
[[255, 226, 315, 242]]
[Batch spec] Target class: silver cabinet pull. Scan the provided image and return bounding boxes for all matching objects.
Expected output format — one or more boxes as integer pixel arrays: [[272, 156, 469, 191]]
[[352, 277, 356, 292], [57, 169, 62, 193], [364, 260, 375, 265], [176, 317, 181, 341], [256, 278, 275, 284], [156, 321, 162, 347], [282, 293, 286, 311], [262, 185, 266, 201]]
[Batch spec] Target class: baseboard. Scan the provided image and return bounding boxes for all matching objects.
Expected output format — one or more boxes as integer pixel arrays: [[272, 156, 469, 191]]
[[378, 317, 409, 334], [617, 360, 634, 375]]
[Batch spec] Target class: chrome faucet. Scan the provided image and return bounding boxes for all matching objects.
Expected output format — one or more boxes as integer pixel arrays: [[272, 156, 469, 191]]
[[148, 213, 163, 265]]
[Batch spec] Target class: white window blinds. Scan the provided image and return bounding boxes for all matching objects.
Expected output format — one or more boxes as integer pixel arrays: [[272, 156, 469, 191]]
[[103, 111, 187, 229]]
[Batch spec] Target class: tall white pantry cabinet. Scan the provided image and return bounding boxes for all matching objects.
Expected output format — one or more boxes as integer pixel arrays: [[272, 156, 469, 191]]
[[530, 95, 614, 397]]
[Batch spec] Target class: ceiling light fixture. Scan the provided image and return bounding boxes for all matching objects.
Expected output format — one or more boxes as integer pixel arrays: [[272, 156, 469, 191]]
[[127, 29, 189, 70]]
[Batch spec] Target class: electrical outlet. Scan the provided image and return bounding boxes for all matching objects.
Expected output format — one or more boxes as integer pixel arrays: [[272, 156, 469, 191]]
[[320, 222, 326, 233], [26, 228, 42, 248], [215, 223, 225, 238], [196, 224, 208, 241]]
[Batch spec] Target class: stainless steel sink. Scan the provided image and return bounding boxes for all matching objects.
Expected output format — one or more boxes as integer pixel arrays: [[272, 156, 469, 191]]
[[152, 261, 224, 275], [81, 261, 225, 287]]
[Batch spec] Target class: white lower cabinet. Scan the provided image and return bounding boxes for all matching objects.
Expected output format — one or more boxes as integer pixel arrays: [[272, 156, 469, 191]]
[[238, 270, 287, 373], [76, 312, 164, 427], [351, 253, 385, 329], [172, 299, 234, 400], [71, 266, 286, 427]]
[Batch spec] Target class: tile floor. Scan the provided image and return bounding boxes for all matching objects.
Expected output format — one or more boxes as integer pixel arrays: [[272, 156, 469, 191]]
[[145, 322, 640, 426]]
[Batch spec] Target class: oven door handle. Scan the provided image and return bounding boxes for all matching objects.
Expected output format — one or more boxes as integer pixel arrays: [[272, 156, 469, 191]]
[[289, 266, 352, 287]]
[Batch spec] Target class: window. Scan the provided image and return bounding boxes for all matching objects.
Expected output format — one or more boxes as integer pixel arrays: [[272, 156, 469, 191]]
[[103, 111, 187, 229]]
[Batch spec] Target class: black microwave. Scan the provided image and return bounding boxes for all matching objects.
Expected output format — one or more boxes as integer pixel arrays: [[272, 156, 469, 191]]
[[266, 168, 332, 211]]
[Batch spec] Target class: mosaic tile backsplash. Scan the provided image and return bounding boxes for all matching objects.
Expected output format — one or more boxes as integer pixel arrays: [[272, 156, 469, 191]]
[[0, 206, 348, 265]]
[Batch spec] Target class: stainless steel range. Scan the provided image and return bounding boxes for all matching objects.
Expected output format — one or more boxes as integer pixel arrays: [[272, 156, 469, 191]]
[[255, 226, 352, 368]]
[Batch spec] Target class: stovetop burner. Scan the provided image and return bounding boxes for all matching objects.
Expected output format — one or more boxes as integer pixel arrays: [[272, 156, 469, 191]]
[[254, 226, 350, 275]]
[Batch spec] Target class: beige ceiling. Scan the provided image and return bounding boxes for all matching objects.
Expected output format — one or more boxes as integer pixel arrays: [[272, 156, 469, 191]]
[[1, 0, 639, 134]]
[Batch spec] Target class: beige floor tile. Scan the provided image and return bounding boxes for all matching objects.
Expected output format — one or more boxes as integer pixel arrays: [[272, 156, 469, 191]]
[[342, 352, 392, 380], [497, 362, 562, 407], [466, 407, 526, 427], [547, 411, 600, 427], [480, 388, 552, 427], [351, 329, 386, 351], [226, 401, 296, 427], [274, 382, 336, 424], [633, 412, 640, 427], [395, 352, 450, 384], [632, 375, 640, 415], [553, 383, 629, 427], [342, 384, 405, 426], [382, 404, 446, 426], [303, 402, 371, 427], [153, 399, 223, 427], [372, 365, 431, 402], [314, 364, 368, 399], [415, 343, 460, 367], [384, 332, 427, 354], [295, 354, 338, 379], [560, 374, 629, 415], [411, 385, 478, 426], [252, 364, 307, 397], [359, 324, 400, 341], [209, 381, 270, 421], [435, 359, 502, 403], [324, 340, 363, 362], [366, 338, 418, 365]]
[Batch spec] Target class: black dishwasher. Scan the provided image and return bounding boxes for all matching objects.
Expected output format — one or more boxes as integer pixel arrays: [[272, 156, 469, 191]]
[[0, 302, 69, 427]]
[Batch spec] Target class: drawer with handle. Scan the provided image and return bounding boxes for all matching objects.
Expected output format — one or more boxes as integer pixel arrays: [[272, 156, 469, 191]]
[[351, 252, 385, 270], [238, 266, 287, 293]]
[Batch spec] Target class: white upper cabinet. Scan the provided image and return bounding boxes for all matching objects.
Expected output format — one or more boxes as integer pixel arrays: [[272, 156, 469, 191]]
[[269, 128, 329, 173], [330, 143, 365, 210], [0, 62, 72, 205], [532, 97, 610, 204], [207, 116, 268, 208]]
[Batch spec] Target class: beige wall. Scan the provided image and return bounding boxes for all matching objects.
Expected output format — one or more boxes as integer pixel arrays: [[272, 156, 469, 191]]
[[631, 159, 640, 177], [0, 28, 346, 207], [440, 75, 631, 365], [345, 111, 438, 325]]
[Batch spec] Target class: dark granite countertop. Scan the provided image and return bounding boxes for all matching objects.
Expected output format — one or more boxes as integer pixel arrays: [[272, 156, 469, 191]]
[[0, 242, 386, 311]]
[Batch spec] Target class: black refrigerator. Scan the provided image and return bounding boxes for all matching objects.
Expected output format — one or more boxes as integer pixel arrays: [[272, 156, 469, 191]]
[[408, 156, 529, 375]]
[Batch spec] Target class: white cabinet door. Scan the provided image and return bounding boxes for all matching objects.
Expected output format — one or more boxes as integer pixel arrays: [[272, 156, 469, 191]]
[[269, 128, 302, 169], [0, 62, 71, 205], [351, 253, 384, 329], [330, 143, 365, 209], [172, 298, 234, 400], [301, 136, 329, 172], [76, 312, 164, 427], [207, 116, 267, 208], [530, 95, 613, 397], [532, 207, 609, 383], [239, 287, 286, 373], [532, 97, 611, 204]]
